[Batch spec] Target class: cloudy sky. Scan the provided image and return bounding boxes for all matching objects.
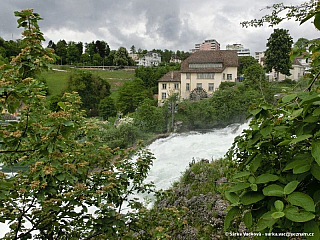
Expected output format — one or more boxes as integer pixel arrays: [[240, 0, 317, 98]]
[[0, 0, 319, 55]]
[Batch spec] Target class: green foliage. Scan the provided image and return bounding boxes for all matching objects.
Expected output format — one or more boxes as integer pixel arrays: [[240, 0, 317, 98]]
[[98, 96, 117, 120], [238, 56, 259, 76], [0, 9, 156, 239], [224, 90, 320, 233], [67, 70, 111, 115], [133, 98, 166, 133], [264, 28, 293, 77], [116, 78, 153, 115]]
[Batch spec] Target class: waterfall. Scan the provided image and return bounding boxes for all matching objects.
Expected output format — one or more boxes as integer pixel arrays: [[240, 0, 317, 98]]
[[145, 121, 250, 191]]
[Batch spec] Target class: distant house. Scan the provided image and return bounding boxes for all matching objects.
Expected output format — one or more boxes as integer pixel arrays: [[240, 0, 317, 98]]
[[256, 51, 310, 81], [170, 54, 182, 63], [226, 44, 250, 57], [137, 52, 161, 67], [158, 50, 238, 105]]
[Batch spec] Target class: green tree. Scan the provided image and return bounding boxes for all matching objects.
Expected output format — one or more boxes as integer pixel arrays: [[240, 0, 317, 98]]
[[92, 52, 102, 65], [133, 98, 166, 133], [98, 96, 117, 120], [55, 39, 67, 64], [264, 28, 293, 79], [238, 56, 259, 75], [67, 70, 111, 114], [66, 41, 80, 64], [80, 52, 91, 65], [117, 78, 152, 114], [113, 46, 130, 66], [130, 45, 136, 54], [0, 9, 155, 239]]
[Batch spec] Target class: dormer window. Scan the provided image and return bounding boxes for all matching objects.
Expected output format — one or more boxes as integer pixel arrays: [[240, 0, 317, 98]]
[[189, 63, 223, 68]]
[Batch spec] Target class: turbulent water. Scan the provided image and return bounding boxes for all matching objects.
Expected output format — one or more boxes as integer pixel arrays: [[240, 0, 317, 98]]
[[145, 121, 250, 190], [0, 121, 249, 237]]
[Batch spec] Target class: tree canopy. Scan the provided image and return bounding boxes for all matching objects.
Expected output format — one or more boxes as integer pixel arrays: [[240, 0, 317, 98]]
[[264, 28, 293, 78]]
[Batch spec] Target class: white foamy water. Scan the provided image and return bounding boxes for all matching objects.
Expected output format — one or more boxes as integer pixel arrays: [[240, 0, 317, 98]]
[[0, 121, 249, 237], [145, 121, 249, 190]]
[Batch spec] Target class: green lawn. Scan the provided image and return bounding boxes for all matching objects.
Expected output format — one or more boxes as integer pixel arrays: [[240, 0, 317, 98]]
[[39, 68, 135, 97]]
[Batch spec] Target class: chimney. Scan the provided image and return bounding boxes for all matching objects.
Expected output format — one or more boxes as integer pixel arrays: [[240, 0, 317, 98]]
[[171, 71, 173, 79]]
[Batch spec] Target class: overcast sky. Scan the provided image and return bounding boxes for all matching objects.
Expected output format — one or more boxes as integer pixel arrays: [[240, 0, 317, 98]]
[[0, 0, 319, 55]]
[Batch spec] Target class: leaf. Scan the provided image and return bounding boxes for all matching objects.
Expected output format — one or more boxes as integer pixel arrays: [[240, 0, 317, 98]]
[[243, 211, 252, 228], [224, 207, 239, 231], [274, 200, 284, 212], [283, 158, 313, 172], [225, 192, 239, 204], [291, 108, 303, 119], [293, 164, 310, 174], [228, 183, 250, 192], [314, 13, 320, 31], [261, 125, 272, 137], [284, 181, 299, 195], [287, 192, 315, 212], [312, 107, 320, 116], [311, 140, 320, 166], [240, 191, 265, 205], [271, 212, 285, 219], [250, 184, 258, 191], [249, 154, 262, 172], [304, 220, 320, 240], [233, 171, 251, 179], [282, 93, 297, 103], [255, 174, 279, 184], [58, 102, 66, 110], [262, 184, 284, 197], [256, 211, 278, 231], [289, 134, 312, 144], [311, 163, 320, 181], [284, 206, 315, 222]]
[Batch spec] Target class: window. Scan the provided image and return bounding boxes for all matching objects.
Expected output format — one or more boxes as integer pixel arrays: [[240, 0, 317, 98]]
[[227, 74, 232, 80], [197, 83, 202, 89], [186, 73, 191, 79], [197, 73, 214, 79], [223, 73, 225, 80], [174, 83, 179, 90], [189, 63, 223, 68], [162, 83, 167, 89], [208, 83, 214, 91], [186, 83, 190, 91], [162, 92, 166, 100]]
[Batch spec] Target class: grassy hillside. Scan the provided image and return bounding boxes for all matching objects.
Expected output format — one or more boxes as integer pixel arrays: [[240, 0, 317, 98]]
[[39, 67, 135, 97]]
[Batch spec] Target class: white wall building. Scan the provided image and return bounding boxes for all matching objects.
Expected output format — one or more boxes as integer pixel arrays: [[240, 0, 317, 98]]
[[226, 44, 250, 57], [137, 52, 161, 67]]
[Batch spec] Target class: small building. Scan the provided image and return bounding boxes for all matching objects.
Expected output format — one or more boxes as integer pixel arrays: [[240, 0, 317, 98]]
[[170, 54, 182, 63], [158, 71, 181, 104], [137, 52, 161, 67], [226, 44, 250, 57], [192, 39, 220, 52], [158, 50, 238, 105]]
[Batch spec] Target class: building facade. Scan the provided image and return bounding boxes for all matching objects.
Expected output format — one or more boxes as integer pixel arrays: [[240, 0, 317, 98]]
[[226, 44, 250, 57], [158, 50, 238, 105], [137, 52, 161, 67], [192, 39, 220, 52]]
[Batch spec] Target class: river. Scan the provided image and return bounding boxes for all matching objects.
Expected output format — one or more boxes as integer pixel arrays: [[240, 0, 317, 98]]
[[0, 121, 249, 237]]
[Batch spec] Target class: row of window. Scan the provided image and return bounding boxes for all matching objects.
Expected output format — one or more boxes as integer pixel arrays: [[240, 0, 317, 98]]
[[186, 73, 233, 80], [189, 63, 223, 69], [162, 83, 179, 90], [161, 83, 215, 99]]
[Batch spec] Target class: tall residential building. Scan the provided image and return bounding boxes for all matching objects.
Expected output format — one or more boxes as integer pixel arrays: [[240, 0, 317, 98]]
[[226, 43, 250, 56], [254, 51, 265, 64], [192, 39, 220, 52]]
